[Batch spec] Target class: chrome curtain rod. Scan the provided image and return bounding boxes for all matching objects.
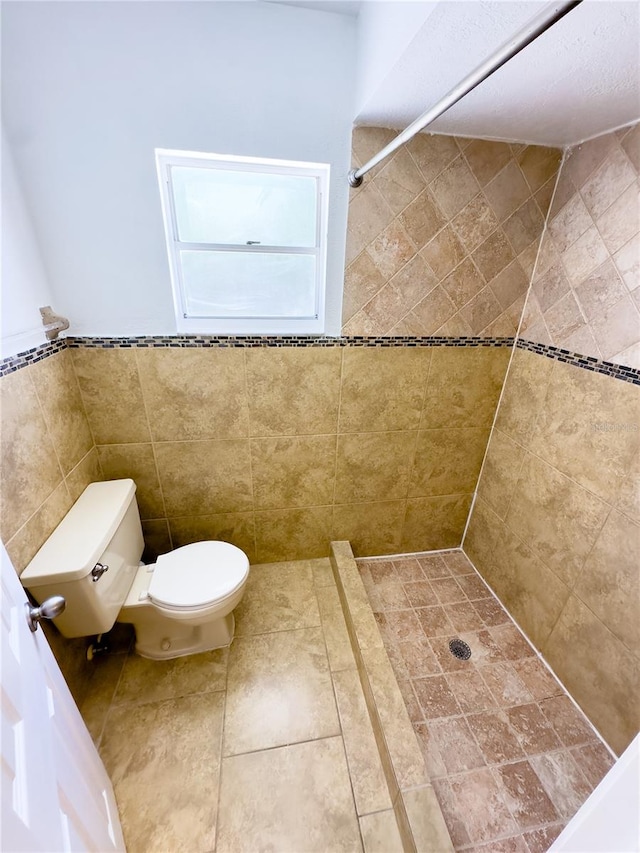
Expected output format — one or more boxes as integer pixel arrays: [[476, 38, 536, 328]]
[[348, 0, 582, 187]]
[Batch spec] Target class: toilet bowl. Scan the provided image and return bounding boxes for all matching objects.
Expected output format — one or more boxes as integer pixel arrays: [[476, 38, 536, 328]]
[[119, 541, 249, 659], [20, 479, 250, 660]]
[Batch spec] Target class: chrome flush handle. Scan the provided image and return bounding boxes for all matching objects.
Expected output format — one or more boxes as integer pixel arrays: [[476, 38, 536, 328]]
[[91, 562, 109, 582]]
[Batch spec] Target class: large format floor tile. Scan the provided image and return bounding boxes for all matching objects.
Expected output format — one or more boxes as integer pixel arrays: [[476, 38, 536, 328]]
[[81, 554, 458, 852], [224, 626, 340, 755], [216, 736, 363, 853], [78, 652, 128, 746], [112, 648, 228, 706], [100, 692, 225, 853], [359, 810, 403, 853], [234, 560, 321, 636]]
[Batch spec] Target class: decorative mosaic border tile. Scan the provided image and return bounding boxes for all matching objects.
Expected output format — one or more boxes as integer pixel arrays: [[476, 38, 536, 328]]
[[0, 339, 66, 378], [0, 335, 514, 378], [65, 334, 515, 349], [3, 336, 637, 387], [517, 338, 640, 386]]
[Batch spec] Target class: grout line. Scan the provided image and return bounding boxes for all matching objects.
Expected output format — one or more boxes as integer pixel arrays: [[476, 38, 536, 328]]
[[221, 732, 346, 762], [5, 480, 72, 556], [330, 347, 345, 534], [472, 474, 638, 664], [457, 549, 617, 759], [456, 823, 564, 853], [357, 546, 461, 562], [68, 345, 100, 451], [411, 666, 604, 778], [133, 349, 173, 550], [525, 138, 640, 366], [67, 444, 96, 478], [326, 658, 371, 839], [403, 345, 436, 552], [234, 620, 323, 640], [214, 652, 230, 852], [240, 349, 258, 562], [495, 431, 536, 525], [404, 133, 462, 193], [479, 423, 633, 520], [349, 542, 587, 850], [366, 552, 616, 848], [486, 763, 559, 847], [365, 545, 617, 763], [29, 356, 69, 493], [109, 682, 228, 710], [346, 139, 549, 337], [92, 649, 131, 751], [460, 148, 569, 550]]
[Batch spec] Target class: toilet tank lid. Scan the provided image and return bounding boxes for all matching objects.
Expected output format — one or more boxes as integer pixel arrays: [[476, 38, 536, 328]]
[[20, 479, 137, 587]]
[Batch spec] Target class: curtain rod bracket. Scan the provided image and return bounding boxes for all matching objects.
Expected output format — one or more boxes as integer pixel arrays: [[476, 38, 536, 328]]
[[347, 169, 363, 188]]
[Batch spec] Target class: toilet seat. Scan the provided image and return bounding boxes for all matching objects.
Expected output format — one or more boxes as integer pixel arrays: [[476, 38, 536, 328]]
[[148, 541, 249, 611]]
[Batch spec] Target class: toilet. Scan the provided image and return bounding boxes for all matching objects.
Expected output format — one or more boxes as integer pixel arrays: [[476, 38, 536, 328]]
[[20, 479, 250, 660]]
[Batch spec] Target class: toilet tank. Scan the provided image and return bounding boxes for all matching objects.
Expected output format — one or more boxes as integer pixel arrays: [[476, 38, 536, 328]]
[[20, 479, 144, 638]]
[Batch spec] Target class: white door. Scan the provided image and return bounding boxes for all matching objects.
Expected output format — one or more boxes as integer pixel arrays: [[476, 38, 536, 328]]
[[1, 543, 125, 852]]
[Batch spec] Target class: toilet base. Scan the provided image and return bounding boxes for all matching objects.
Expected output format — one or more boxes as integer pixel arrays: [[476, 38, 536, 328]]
[[119, 612, 236, 660]]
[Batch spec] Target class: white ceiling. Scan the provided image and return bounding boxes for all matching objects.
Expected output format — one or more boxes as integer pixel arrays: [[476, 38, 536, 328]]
[[263, 0, 640, 146], [355, 0, 640, 146], [264, 0, 362, 16]]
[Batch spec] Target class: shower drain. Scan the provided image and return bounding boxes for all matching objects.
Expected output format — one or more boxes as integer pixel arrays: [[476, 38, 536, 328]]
[[449, 638, 472, 660]]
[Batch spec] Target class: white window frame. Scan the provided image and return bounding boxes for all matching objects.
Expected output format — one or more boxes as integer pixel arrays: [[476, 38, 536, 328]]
[[155, 148, 330, 335]]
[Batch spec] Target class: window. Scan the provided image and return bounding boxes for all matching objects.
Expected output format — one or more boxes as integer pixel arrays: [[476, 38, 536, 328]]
[[155, 149, 330, 335]]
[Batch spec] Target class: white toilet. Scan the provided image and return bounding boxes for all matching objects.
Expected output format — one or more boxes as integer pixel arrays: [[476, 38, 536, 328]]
[[20, 479, 250, 660]]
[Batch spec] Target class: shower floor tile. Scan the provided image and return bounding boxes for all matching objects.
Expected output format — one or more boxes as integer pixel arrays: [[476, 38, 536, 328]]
[[357, 548, 616, 852]]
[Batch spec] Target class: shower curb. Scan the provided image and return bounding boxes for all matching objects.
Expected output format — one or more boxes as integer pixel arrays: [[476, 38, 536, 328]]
[[330, 541, 454, 853]]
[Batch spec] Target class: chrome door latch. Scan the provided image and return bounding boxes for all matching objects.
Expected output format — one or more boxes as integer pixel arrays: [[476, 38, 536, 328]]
[[91, 562, 109, 582], [25, 595, 66, 632]]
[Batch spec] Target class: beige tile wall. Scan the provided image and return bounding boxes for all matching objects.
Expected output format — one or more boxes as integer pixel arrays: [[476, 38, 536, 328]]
[[0, 349, 104, 701], [522, 123, 640, 367], [1, 350, 100, 570], [464, 350, 640, 751], [465, 124, 640, 754], [343, 128, 561, 336], [466, 337, 640, 756], [69, 343, 510, 563]]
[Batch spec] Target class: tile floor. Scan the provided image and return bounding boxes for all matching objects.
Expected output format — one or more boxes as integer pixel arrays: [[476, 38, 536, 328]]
[[357, 549, 616, 853], [78, 558, 397, 853]]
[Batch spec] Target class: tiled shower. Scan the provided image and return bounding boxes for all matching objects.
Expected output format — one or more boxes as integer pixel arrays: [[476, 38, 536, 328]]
[[1, 124, 638, 848], [358, 548, 616, 851]]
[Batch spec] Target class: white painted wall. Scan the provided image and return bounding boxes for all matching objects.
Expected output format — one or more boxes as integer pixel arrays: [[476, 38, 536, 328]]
[[1, 131, 54, 357], [1, 2, 356, 337], [355, 1, 436, 121]]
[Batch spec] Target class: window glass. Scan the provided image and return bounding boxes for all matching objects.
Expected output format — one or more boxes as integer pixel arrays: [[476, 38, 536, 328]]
[[156, 149, 329, 334], [180, 251, 317, 318], [171, 167, 317, 247]]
